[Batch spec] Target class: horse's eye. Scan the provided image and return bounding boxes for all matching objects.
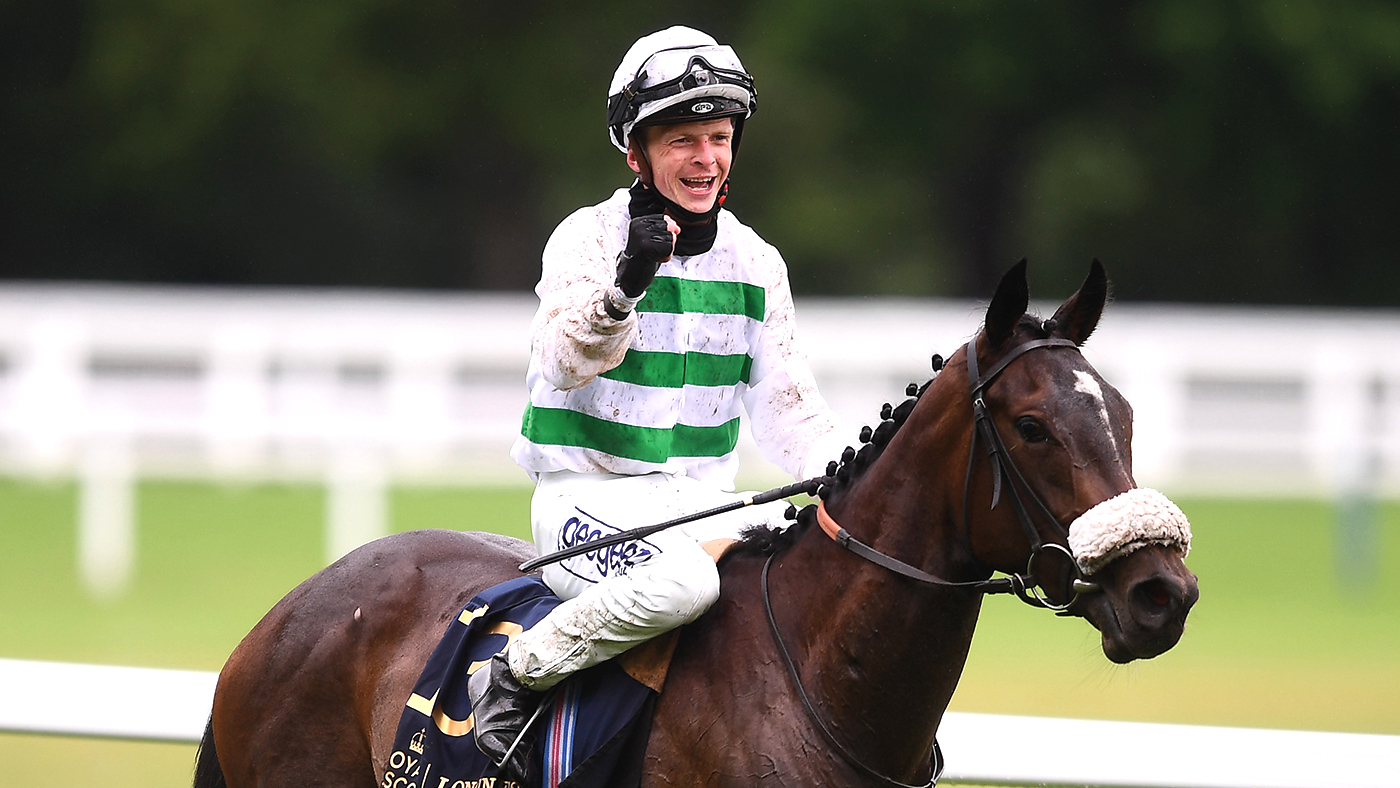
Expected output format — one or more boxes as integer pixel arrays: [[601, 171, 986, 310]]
[[1016, 417, 1049, 443]]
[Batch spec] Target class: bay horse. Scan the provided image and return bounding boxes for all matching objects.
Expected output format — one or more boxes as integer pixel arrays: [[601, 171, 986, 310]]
[[197, 260, 1198, 788]]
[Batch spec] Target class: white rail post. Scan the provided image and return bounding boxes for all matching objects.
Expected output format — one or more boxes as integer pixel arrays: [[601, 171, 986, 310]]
[[1310, 336, 1379, 592], [77, 438, 136, 599], [325, 445, 388, 565], [7, 313, 139, 598], [1332, 374, 1384, 593]]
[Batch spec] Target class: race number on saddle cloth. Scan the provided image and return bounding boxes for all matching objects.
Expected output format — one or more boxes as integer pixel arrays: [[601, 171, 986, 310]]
[[385, 577, 657, 788]]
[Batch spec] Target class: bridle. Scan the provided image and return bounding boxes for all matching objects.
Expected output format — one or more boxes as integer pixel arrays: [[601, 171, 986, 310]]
[[761, 333, 1109, 788], [963, 335, 1102, 610]]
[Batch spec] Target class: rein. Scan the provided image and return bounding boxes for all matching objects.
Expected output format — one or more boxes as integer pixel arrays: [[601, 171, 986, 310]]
[[762, 551, 944, 788], [762, 334, 1103, 787], [813, 500, 1028, 597], [800, 336, 1099, 608]]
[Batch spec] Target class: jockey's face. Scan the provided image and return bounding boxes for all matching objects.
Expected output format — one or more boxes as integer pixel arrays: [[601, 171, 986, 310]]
[[628, 118, 734, 214]]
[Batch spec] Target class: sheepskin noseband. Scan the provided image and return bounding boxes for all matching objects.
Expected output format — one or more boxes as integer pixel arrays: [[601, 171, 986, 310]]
[[1067, 488, 1191, 576]]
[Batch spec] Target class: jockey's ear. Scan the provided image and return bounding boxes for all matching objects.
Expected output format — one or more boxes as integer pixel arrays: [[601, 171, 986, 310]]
[[627, 134, 654, 187], [1050, 259, 1108, 347], [984, 259, 1029, 348]]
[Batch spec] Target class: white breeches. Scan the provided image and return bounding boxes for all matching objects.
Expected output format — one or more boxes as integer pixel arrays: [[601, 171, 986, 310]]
[[506, 470, 789, 690]]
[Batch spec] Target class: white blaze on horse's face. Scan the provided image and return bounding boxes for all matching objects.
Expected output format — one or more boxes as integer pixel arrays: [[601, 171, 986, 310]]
[[1072, 369, 1123, 467]]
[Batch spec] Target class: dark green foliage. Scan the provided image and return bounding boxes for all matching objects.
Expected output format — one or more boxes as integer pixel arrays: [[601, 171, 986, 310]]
[[3, 1, 1400, 304]]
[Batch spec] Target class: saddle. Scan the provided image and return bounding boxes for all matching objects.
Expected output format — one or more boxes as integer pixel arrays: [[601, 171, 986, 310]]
[[383, 577, 678, 788]]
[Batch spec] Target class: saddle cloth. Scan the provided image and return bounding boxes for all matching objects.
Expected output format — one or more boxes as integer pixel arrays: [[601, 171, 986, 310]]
[[384, 577, 658, 788]]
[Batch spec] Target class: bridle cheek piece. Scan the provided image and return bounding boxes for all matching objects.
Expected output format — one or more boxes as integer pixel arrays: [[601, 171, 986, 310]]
[[964, 336, 1105, 610]]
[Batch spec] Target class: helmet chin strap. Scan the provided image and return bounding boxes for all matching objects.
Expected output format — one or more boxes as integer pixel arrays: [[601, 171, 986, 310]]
[[629, 136, 657, 189]]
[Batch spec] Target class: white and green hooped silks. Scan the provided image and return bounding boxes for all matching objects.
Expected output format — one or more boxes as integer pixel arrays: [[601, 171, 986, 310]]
[[510, 188, 847, 490]]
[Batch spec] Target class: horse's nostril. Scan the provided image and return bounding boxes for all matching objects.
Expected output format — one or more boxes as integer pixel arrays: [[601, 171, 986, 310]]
[[1145, 583, 1170, 607], [1130, 577, 1177, 617]]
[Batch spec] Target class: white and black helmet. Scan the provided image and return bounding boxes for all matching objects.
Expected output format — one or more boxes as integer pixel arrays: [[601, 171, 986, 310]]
[[606, 26, 757, 154]]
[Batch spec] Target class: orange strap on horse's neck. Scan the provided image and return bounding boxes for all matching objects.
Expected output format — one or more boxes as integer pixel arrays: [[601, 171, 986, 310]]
[[814, 498, 1011, 592], [816, 500, 845, 541]]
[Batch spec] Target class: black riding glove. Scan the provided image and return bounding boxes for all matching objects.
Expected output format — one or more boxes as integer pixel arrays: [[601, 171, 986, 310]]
[[615, 215, 675, 298]]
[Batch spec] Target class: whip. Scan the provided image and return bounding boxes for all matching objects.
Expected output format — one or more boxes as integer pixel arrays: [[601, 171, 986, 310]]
[[518, 476, 825, 572]]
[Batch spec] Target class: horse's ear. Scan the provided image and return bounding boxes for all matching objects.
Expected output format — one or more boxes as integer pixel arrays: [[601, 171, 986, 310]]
[[984, 259, 1029, 348], [1050, 259, 1109, 346]]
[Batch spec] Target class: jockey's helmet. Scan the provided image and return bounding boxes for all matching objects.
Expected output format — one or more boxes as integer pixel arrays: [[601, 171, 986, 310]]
[[606, 26, 757, 155]]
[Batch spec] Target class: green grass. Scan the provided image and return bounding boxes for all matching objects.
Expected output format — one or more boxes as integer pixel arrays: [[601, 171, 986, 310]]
[[0, 479, 533, 668], [954, 498, 1400, 734], [1, 480, 1397, 787]]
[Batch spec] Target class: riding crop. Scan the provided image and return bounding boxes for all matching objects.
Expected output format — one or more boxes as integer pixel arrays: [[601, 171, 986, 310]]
[[518, 476, 826, 572]]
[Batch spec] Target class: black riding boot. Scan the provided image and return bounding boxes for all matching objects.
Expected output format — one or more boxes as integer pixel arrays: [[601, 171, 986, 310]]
[[467, 652, 539, 780]]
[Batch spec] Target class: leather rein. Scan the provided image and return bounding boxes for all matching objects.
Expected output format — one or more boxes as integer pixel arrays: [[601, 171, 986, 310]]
[[761, 335, 1101, 788]]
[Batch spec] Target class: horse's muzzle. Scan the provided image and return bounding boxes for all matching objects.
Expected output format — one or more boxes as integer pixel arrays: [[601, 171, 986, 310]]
[[1081, 544, 1200, 663]]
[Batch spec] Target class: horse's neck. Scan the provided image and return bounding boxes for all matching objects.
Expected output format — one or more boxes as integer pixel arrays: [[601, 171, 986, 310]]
[[784, 389, 985, 779]]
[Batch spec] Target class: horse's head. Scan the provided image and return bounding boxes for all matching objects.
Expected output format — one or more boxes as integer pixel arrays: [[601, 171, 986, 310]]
[[963, 260, 1199, 663]]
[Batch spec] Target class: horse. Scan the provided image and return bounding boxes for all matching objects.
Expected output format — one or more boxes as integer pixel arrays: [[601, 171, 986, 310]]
[[196, 260, 1199, 788]]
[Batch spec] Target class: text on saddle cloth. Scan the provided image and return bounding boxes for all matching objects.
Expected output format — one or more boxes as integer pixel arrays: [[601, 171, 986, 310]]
[[385, 577, 658, 788]]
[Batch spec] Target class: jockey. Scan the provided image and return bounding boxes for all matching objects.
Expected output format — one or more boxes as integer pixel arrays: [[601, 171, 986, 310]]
[[469, 25, 848, 774]]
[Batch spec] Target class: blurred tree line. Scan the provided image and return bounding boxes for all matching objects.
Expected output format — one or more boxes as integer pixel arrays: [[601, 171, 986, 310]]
[[3, 0, 1400, 303]]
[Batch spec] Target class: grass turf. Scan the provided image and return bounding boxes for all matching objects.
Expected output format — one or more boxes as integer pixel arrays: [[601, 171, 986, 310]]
[[1, 479, 1396, 787]]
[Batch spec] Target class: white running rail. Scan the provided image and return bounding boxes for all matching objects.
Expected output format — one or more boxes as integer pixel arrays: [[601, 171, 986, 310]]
[[0, 658, 1394, 788], [0, 658, 217, 742], [4, 286, 1400, 598]]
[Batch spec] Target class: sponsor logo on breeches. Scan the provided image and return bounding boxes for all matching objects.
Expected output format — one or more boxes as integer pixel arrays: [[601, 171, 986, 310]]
[[559, 512, 654, 578]]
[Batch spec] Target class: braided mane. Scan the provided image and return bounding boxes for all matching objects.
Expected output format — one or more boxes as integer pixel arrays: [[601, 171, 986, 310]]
[[729, 312, 1058, 562], [729, 357, 941, 560]]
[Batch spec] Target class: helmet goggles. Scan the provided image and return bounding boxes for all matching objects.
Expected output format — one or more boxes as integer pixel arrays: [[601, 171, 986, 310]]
[[607, 44, 756, 149]]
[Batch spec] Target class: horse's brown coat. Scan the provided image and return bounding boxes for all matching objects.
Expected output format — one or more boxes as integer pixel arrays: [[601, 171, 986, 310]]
[[201, 262, 1198, 788]]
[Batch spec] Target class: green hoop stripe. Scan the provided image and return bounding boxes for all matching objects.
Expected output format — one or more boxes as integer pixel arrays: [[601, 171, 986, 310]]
[[521, 404, 740, 462], [639, 277, 765, 321], [602, 349, 754, 388]]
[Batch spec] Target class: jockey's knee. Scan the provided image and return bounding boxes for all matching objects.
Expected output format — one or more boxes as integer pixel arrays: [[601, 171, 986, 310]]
[[620, 544, 721, 629]]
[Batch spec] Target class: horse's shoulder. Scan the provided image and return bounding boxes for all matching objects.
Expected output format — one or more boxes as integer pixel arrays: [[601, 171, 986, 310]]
[[683, 548, 767, 644]]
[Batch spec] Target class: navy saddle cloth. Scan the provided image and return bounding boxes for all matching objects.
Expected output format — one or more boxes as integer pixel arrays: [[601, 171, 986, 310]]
[[383, 577, 656, 788]]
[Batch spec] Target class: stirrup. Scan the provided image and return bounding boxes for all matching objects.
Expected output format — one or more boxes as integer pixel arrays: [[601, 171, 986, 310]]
[[498, 695, 553, 781]]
